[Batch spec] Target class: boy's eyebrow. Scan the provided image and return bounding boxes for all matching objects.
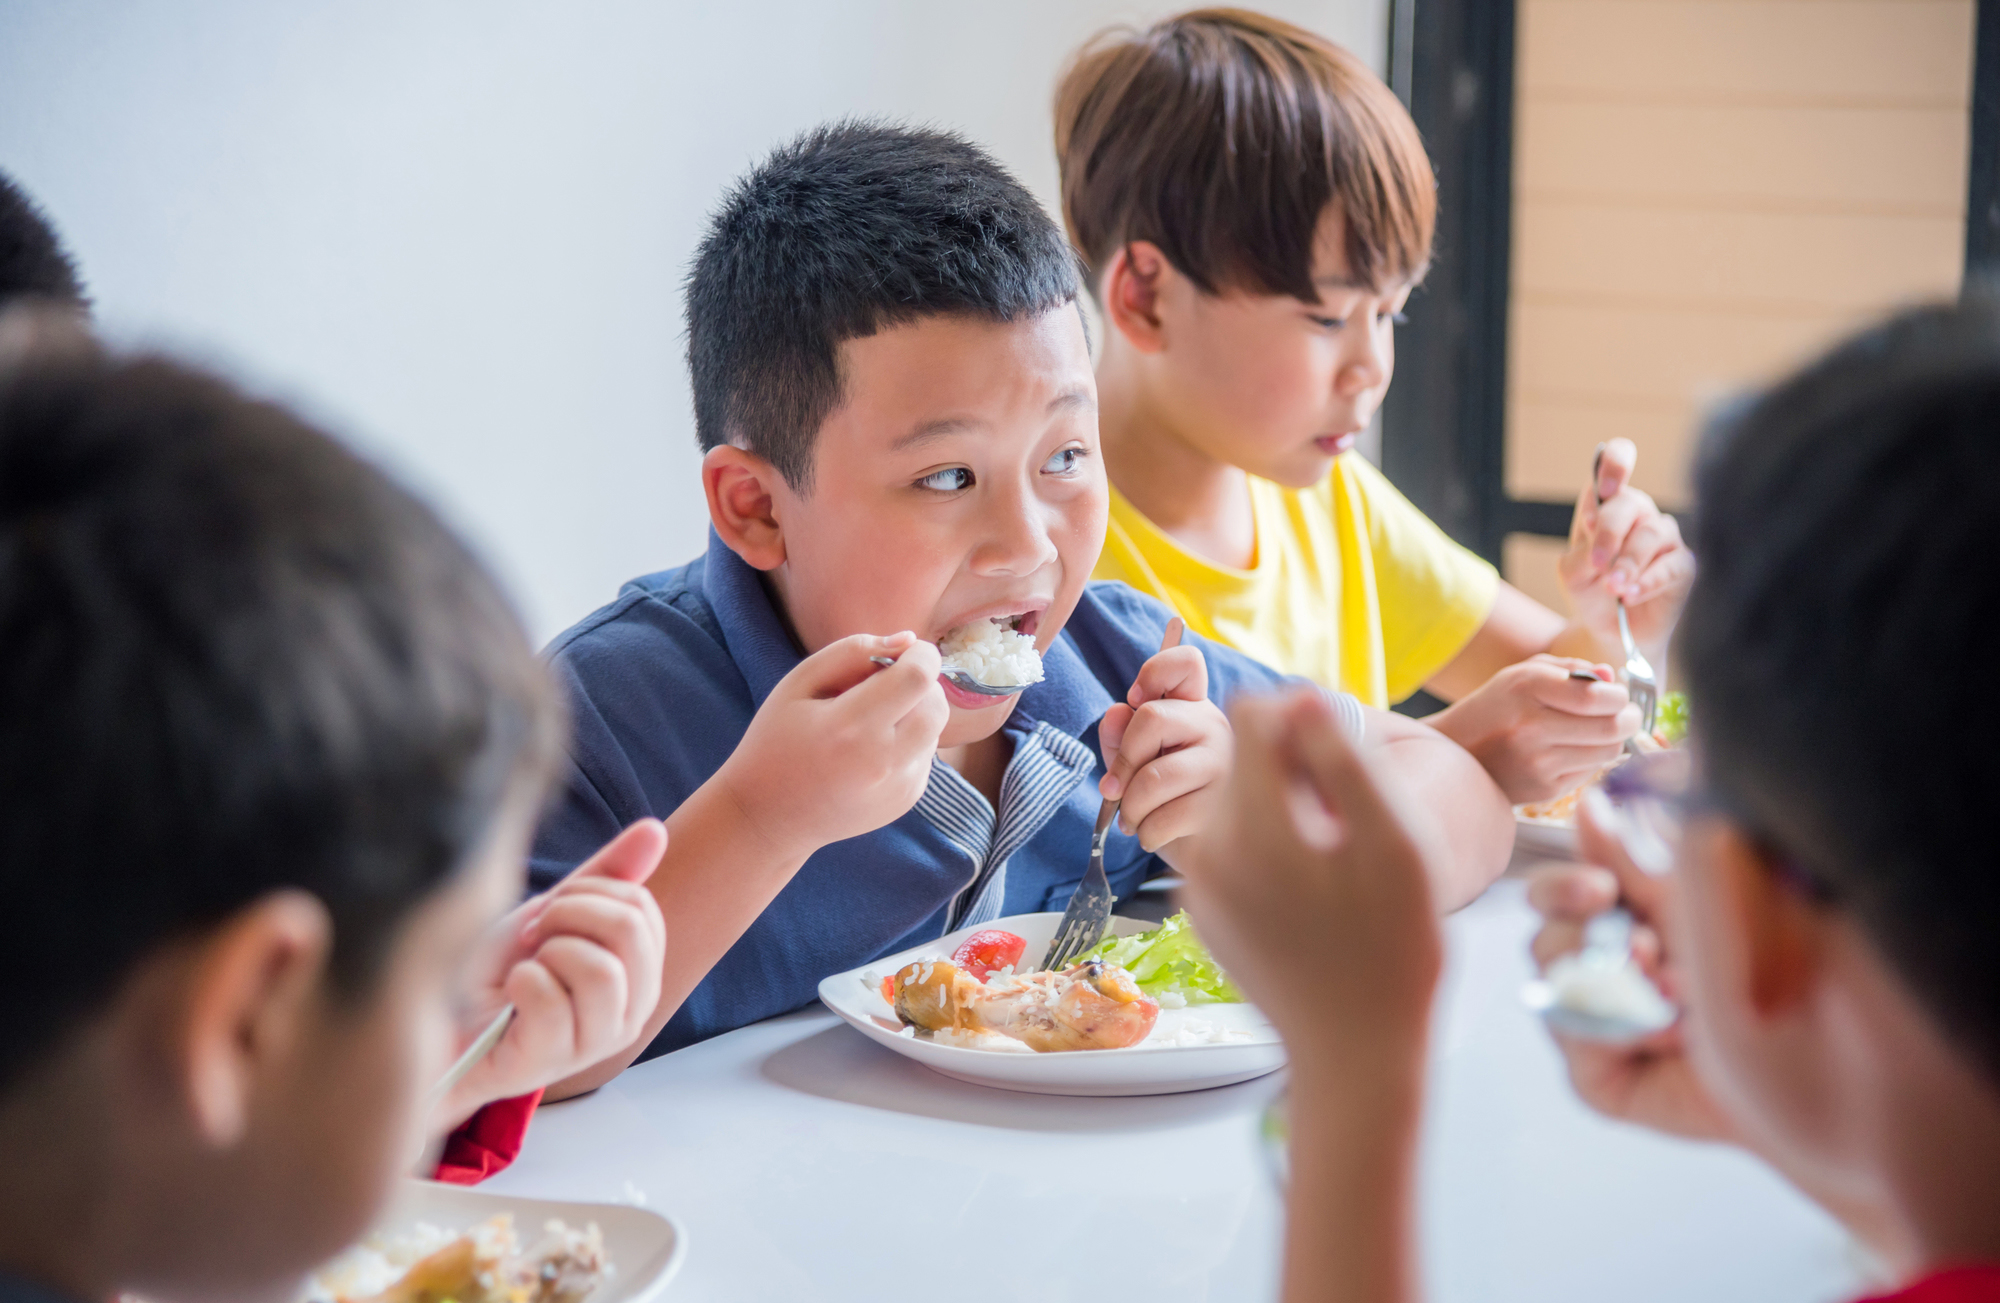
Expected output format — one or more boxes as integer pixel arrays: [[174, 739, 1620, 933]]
[[889, 389, 1096, 451], [891, 417, 983, 451]]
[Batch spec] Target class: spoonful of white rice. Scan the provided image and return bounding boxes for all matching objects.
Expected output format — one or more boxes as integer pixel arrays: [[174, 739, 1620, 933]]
[[938, 616, 1044, 691], [870, 616, 1044, 697]]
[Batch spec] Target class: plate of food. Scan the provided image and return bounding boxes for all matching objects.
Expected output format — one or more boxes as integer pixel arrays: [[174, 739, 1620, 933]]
[[303, 1179, 685, 1303], [818, 910, 1283, 1097]]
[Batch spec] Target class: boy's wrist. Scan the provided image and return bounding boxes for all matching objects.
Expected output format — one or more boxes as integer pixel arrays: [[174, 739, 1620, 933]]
[[700, 758, 823, 865], [1288, 1036, 1429, 1123]]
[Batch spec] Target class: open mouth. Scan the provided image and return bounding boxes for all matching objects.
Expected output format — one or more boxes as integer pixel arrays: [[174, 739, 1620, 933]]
[[937, 610, 1047, 702], [1314, 432, 1360, 456]]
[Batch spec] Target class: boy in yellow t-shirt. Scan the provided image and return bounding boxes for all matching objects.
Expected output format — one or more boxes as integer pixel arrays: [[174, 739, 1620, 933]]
[[1055, 9, 1694, 803]]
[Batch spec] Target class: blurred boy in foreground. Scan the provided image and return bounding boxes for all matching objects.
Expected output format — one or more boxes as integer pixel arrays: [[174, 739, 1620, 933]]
[[1181, 297, 2000, 1302], [0, 326, 664, 1300]]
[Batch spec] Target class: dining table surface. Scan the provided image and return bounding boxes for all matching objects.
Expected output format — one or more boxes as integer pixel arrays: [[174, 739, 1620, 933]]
[[487, 842, 1870, 1303]]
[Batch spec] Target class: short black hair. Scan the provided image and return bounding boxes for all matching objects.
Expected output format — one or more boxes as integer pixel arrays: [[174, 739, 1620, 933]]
[[0, 170, 86, 310], [0, 325, 562, 1093], [684, 120, 1081, 492], [1682, 290, 2000, 1084]]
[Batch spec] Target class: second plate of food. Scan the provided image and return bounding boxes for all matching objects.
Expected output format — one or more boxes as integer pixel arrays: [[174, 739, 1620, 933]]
[[817, 911, 1283, 1097]]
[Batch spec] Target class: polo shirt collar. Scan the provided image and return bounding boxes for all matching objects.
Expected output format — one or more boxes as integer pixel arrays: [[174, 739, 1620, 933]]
[[700, 527, 805, 708]]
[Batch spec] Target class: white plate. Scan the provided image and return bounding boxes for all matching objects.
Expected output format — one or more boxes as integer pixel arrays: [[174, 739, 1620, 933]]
[[1514, 811, 1579, 859], [363, 1179, 686, 1302], [817, 911, 1284, 1097]]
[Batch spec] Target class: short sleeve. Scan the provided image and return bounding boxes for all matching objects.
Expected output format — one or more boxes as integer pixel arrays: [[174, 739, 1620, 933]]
[[1335, 458, 1500, 703]]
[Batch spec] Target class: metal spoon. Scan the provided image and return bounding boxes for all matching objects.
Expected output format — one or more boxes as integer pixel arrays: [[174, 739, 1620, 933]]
[[1520, 787, 1677, 1043], [869, 655, 1027, 697]]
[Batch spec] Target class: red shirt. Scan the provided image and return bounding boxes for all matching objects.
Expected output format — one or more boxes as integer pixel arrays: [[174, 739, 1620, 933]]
[[1862, 1268, 2000, 1303]]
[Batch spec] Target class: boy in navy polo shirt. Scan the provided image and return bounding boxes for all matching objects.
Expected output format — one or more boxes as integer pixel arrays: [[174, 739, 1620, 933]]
[[530, 122, 1515, 1065]]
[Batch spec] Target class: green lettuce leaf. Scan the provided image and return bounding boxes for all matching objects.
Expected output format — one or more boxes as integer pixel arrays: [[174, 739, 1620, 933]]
[[1076, 910, 1242, 1004], [1657, 690, 1690, 746]]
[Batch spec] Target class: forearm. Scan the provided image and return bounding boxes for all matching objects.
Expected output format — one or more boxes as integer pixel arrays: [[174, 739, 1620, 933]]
[[1282, 1052, 1429, 1303], [1371, 729, 1513, 911], [545, 775, 812, 1098]]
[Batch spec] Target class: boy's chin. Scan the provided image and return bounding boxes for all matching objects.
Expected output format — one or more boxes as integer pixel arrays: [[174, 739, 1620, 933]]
[[1260, 448, 1340, 491], [938, 693, 1018, 748]]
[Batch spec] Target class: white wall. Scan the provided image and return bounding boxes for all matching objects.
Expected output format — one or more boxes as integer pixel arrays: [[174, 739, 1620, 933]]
[[0, 0, 1386, 642]]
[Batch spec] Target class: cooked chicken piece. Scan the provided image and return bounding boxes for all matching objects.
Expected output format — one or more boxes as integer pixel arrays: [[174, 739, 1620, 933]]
[[893, 957, 1159, 1052]]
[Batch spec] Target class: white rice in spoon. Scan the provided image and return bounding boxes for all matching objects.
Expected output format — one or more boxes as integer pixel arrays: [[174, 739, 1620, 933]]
[[939, 617, 1044, 688]]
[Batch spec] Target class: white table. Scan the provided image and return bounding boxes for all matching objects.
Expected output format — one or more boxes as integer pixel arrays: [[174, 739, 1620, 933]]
[[488, 877, 1866, 1302]]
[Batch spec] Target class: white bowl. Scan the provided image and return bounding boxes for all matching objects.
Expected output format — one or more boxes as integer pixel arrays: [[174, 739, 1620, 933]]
[[817, 911, 1285, 1097]]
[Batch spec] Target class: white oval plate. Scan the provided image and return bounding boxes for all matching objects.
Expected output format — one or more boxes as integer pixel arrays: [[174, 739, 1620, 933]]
[[357, 1179, 686, 1302], [817, 911, 1284, 1097], [1514, 811, 1580, 859]]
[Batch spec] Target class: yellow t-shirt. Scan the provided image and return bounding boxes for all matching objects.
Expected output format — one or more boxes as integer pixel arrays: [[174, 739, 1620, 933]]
[[1094, 454, 1499, 708]]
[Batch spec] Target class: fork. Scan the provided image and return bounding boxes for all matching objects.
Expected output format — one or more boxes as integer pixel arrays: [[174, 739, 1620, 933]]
[[1592, 446, 1659, 749], [1039, 617, 1185, 971], [1616, 602, 1659, 749]]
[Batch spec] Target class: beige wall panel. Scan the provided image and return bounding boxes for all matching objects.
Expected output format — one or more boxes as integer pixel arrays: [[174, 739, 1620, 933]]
[[1504, 533, 1575, 617], [1507, 399, 1702, 504], [1518, 0, 1975, 105], [1516, 101, 1968, 212], [1509, 297, 1861, 404], [1513, 203, 1963, 308]]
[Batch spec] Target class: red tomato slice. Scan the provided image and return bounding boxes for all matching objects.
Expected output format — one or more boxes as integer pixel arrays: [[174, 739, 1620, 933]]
[[879, 974, 896, 1004], [951, 929, 1027, 980]]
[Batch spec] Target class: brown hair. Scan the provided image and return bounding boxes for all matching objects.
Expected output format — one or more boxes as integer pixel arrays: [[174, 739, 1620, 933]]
[[1054, 8, 1435, 301]]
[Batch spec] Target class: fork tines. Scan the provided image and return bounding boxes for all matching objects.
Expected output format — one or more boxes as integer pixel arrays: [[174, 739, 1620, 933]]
[[1040, 861, 1113, 971]]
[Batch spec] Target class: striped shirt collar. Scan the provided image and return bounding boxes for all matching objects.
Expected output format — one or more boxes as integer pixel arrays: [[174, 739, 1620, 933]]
[[917, 717, 1098, 931]]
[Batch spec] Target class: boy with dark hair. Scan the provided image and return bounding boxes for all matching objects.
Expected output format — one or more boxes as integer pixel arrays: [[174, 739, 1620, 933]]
[[0, 327, 665, 1299], [1054, 9, 1695, 804], [529, 120, 1515, 1067], [0, 169, 86, 310], [1179, 295, 2000, 1302]]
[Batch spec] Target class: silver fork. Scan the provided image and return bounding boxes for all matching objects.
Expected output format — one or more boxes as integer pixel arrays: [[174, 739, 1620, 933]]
[[1040, 617, 1185, 971], [1616, 602, 1658, 748], [1592, 446, 1659, 749]]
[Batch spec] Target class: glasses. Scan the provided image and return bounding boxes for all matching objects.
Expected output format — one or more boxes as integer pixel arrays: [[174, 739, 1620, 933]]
[[1598, 749, 1832, 901]]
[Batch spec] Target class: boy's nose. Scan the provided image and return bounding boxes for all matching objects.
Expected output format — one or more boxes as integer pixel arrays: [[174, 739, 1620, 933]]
[[973, 487, 1060, 576], [1336, 324, 1390, 396]]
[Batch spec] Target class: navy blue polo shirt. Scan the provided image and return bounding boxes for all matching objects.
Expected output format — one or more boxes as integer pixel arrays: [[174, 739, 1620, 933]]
[[531, 529, 1363, 1059]]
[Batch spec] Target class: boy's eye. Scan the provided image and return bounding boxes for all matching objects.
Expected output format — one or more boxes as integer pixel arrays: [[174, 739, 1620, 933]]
[[1309, 314, 1346, 331], [918, 467, 974, 492], [1042, 447, 1086, 475]]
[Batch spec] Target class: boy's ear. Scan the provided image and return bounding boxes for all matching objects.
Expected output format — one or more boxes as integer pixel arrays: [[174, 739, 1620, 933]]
[[703, 445, 788, 572], [1711, 824, 1824, 1021], [171, 891, 332, 1148], [1102, 241, 1170, 355]]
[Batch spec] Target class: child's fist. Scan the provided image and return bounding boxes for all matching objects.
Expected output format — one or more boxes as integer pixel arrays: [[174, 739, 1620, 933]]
[[1559, 439, 1694, 661], [1178, 688, 1442, 1057], [1098, 641, 1231, 859], [718, 632, 950, 859], [1429, 655, 1639, 803], [440, 818, 669, 1126]]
